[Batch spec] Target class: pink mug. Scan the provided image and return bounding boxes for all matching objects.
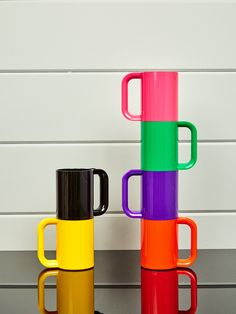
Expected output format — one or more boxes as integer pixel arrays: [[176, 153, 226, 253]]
[[122, 72, 178, 121]]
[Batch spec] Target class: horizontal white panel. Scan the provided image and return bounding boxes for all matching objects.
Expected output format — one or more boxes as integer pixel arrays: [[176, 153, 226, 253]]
[[0, 73, 138, 142], [0, 143, 139, 212], [0, 3, 236, 69], [0, 212, 235, 250], [0, 143, 235, 212], [179, 73, 236, 140], [179, 142, 236, 212], [0, 73, 236, 141]]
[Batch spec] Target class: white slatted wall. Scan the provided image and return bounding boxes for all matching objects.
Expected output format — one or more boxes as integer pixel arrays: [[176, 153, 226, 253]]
[[0, 1, 236, 250]]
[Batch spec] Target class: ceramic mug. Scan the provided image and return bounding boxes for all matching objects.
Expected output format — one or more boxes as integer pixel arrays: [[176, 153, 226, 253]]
[[141, 121, 197, 171], [141, 268, 197, 314], [122, 170, 178, 220], [141, 218, 197, 270], [38, 268, 94, 314], [122, 72, 178, 121]]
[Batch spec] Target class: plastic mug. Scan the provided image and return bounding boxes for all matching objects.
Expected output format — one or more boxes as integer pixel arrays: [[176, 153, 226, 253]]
[[37, 168, 109, 270], [141, 218, 197, 270], [141, 122, 197, 171], [141, 268, 197, 314], [38, 268, 94, 314], [38, 218, 95, 270], [56, 168, 109, 220], [122, 170, 178, 220], [122, 72, 178, 121]]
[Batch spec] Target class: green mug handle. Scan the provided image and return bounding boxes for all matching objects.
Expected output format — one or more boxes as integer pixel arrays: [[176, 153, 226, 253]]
[[177, 121, 197, 170]]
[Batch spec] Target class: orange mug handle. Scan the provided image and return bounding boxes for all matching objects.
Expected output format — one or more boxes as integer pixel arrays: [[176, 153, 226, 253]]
[[178, 269, 198, 314], [38, 269, 58, 314], [177, 217, 197, 267]]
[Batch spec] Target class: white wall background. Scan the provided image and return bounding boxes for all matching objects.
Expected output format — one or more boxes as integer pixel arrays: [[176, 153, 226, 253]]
[[0, 1, 236, 250]]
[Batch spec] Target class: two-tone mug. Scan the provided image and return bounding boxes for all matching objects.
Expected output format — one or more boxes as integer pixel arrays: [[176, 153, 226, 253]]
[[122, 72, 178, 121], [38, 268, 94, 314], [122, 169, 178, 220], [37, 168, 109, 270], [141, 268, 197, 314], [141, 218, 197, 270], [141, 121, 197, 171]]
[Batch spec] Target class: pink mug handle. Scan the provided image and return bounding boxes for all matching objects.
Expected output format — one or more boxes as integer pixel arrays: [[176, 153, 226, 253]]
[[121, 73, 142, 121]]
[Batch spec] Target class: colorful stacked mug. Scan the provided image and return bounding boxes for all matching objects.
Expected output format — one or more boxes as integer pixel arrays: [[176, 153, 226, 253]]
[[38, 168, 109, 270], [122, 72, 198, 270]]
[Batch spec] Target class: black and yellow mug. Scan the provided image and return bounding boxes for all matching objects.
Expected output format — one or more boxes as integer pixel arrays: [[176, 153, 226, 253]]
[[37, 168, 109, 270], [38, 268, 94, 314]]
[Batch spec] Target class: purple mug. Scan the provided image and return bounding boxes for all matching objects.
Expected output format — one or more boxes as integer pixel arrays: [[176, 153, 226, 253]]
[[122, 170, 178, 220]]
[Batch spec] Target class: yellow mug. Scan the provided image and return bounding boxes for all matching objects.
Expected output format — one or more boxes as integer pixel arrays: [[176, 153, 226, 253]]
[[38, 218, 94, 270], [38, 268, 94, 314]]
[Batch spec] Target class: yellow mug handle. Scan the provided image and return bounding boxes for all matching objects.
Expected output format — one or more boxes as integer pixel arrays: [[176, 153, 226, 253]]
[[38, 269, 58, 314], [37, 218, 59, 268]]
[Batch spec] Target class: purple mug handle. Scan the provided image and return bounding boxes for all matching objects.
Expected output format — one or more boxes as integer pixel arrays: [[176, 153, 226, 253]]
[[122, 170, 142, 218]]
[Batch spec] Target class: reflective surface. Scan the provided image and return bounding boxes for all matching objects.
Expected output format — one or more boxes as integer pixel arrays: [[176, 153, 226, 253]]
[[1, 250, 236, 313]]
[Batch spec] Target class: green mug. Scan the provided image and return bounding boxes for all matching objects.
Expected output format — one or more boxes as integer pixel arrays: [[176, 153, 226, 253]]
[[141, 121, 197, 171]]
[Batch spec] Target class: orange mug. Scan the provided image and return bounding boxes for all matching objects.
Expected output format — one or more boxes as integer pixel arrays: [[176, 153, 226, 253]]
[[141, 218, 197, 270]]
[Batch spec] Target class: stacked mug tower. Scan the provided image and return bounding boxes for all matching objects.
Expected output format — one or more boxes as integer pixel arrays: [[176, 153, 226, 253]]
[[122, 72, 198, 270]]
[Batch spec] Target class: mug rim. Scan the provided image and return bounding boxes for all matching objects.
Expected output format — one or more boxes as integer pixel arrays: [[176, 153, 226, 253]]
[[57, 168, 94, 173]]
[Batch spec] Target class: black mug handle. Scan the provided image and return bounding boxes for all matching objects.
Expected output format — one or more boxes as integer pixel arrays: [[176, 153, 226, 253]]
[[93, 169, 109, 216]]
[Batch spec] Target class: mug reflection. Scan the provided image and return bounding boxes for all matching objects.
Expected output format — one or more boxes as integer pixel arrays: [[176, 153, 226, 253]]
[[38, 268, 98, 314], [141, 268, 197, 314]]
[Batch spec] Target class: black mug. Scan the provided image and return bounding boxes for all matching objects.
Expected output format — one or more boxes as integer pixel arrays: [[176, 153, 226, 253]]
[[57, 168, 109, 220]]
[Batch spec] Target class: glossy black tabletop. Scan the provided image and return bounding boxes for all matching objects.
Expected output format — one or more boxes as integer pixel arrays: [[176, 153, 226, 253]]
[[1, 250, 236, 313]]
